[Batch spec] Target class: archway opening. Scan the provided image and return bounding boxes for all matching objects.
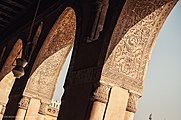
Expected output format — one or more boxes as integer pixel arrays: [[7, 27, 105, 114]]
[[23, 7, 76, 120]]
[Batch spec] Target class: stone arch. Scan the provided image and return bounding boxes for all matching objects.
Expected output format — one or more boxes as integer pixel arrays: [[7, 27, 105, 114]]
[[0, 39, 23, 110], [102, 0, 177, 95], [98, 0, 177, 119], [23, 7, 76, 105]]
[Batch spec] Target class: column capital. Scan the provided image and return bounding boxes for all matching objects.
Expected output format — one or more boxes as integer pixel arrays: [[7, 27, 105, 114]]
[[93, 82, 111, 103], [0, 105, 6, 115], [126, 93, 140, 113], [18, 96, 30, 110], [38, 102, 49, 115]]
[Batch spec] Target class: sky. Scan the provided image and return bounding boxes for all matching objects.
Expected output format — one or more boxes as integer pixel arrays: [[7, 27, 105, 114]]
[[53, 1, 181, 119], [134, 1, 181, 120]]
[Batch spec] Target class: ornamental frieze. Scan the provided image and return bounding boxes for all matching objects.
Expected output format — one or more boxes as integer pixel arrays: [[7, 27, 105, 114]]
[[102, 0, 176, 94], [23, 7, 76, 102]]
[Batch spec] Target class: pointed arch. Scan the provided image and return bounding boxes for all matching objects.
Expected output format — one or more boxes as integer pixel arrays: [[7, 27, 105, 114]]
[[101, 0, 177, 95], [23, 7, 76, 103]]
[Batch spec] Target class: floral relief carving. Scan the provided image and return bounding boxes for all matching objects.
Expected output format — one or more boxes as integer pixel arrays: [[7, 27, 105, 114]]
[[93, 83, 111, 103], [23, 7, 76, 102], [126, 93, 140, 113], [102, 0, 177, 94], [18, 96, 30, 110], [39, 102, 49, 115]]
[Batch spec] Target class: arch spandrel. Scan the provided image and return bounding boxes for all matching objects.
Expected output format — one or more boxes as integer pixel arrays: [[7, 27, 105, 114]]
[[23, 7, 76, 103], [101, 0, 177, 95], [31, 7, 76, 73]]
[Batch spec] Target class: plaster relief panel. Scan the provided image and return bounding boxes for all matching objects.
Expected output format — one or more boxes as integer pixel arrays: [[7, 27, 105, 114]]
[[101, 0, 177, 94], [24, 7, 76, 103]]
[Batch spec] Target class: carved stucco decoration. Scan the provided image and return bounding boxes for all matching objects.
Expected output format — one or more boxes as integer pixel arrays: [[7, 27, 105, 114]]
[[93, 82, 111, 103], [102, 0, 177, 94], [39, 102, 49, 115], [18, 96, 30, 110], [126, 93, 140, 113], [23, 7, 76, 103], [0, 39, 22, 80]]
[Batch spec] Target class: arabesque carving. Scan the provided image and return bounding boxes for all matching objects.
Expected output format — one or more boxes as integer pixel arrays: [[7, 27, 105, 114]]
[[126, 93, 140, 113], [102, 0, 177, 94], [23, 7, 76, 103], [18, 96, 30, 110], [39, 102, 48, 115], [93, 82, 111, 103]]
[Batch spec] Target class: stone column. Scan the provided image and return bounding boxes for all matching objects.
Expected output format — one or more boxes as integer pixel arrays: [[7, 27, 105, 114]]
[[89, 82, 111, 120], [37, 102, 48, 120], [104, 86, 129, 120], [15, 96, 30, 120], [0, 104, 5, 120], [124, 92, 140, 120]]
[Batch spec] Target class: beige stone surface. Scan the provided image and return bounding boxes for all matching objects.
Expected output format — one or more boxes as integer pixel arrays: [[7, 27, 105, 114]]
[[37, 114, 45, 120], [89, 101, 106, 120], [124, 111, 134, 120], [0, 104, 3, 120], [45, 115, 57, 120], [0, 114, 3, 120], [0, 72, 15, 104], [15, 108, 26, 120], [104, 86, 129, 120], [25, 98, 41, 120]]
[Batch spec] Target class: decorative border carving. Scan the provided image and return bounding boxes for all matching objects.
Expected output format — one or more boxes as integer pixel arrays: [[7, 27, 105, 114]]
[[39, 102, 48, 115], [93, 83, 111, 103], [102, 0, 177, 94], [18, 96, 30, 110], [24, 7, 76, 102], [126, 93, 140, 113]]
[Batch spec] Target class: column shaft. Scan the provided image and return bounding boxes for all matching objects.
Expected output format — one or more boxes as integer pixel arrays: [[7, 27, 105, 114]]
[[89, 83, 111, 120], [124, 111, 134, 120]]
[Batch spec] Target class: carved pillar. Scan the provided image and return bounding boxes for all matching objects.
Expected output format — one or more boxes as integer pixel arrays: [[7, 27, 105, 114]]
[[37, 102, 48, 120], [124, 93, 140, 120], [15, 96, 30, 120], [89, 82, 111, 120], [0, 104, 5, 120]]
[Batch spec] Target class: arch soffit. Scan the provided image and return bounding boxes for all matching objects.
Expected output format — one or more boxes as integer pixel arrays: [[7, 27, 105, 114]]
[[0, 39, 23, 81], [23, 7, 76, 103], [101, 0, 177, 95]]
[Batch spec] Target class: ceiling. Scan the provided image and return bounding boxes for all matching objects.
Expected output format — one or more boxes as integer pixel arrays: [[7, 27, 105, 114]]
[[0, 0, 59, 42]]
